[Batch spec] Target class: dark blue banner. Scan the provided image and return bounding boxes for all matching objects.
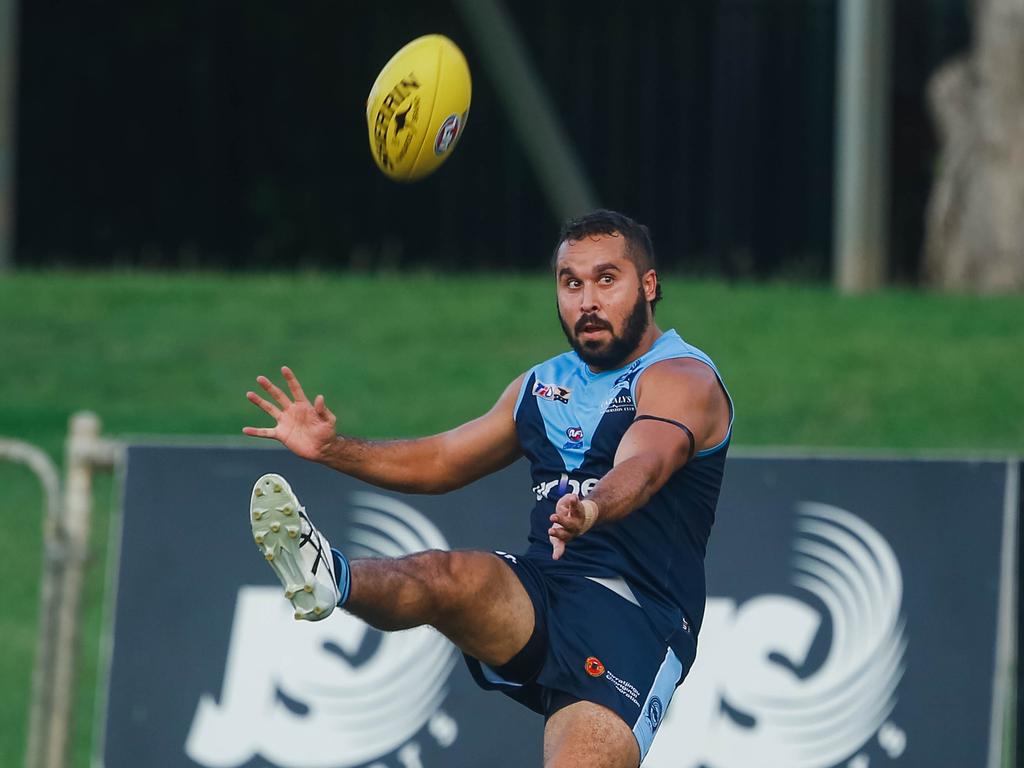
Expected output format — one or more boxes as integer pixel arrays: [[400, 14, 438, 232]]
[[101, 447, 1016, 768]]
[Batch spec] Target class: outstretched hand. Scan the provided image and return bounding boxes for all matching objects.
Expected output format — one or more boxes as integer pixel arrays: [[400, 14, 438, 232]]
[[243, 366, 337, 462], [548, 494, 598, 560]]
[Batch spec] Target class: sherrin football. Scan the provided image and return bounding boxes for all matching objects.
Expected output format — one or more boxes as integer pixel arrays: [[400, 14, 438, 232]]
[[366, 34, 471, 181]]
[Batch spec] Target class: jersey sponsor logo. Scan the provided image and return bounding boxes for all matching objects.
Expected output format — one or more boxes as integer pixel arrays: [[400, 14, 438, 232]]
[[602, 392, 636, 414], [532, 380, 572, 404], [585, 656, 606, 677], [187, 493, 459, 768], [644, 503, 908, 768], [533, 472, 600, 501], [604, 668, 642, 708]]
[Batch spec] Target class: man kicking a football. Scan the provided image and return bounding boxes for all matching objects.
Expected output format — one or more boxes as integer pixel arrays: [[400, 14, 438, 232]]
[[243, 209, 733, 768]]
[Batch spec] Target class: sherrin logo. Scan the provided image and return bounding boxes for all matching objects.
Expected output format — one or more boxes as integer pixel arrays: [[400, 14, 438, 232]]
[[371, 73, 421, 171]]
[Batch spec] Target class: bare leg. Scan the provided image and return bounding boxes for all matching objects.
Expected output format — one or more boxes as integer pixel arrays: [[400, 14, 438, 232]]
[[543, 700, 640, 768], [344, 550, 535, 667]]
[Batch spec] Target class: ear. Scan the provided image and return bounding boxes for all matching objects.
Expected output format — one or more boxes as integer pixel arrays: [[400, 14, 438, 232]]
[[642, 269, 658, 302]]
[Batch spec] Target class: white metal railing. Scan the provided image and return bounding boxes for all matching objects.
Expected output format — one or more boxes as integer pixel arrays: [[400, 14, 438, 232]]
[[2, 412, 122, 768]]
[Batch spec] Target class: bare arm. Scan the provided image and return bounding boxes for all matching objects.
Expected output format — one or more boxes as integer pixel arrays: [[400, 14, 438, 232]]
[[547, 357, 730, 558], [244, 366, 524, 494]]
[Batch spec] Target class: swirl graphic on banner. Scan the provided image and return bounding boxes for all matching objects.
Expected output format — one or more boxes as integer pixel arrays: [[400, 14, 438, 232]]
[[645, 502, 907, 768], [186, 492, 457, 768], [749, 502, 907, 766]]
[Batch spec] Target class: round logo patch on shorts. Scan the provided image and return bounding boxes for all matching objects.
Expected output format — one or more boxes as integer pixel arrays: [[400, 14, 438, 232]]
[[584, 656, 605, 677], [647, 697, 664, 730]]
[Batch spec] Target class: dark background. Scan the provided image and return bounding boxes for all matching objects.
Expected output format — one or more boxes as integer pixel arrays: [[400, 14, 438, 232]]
[[15, 0, 967, 279]]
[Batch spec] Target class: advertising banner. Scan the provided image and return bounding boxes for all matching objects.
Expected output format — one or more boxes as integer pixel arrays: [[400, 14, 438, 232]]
[[100, 447, 1017, 768]]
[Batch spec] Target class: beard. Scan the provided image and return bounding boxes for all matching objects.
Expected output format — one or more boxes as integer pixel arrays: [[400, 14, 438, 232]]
[[559, 288, 651, 370]]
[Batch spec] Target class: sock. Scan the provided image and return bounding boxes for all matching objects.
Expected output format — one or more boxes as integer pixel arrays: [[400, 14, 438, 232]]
[[331, 548, 351, 607]]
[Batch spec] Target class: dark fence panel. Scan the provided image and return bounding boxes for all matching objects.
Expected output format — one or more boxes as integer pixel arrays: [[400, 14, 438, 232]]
[[15, 1, 965, 277]]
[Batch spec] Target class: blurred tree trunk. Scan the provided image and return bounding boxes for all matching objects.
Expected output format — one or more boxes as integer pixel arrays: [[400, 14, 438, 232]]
[[923, 0, 1024, 291]]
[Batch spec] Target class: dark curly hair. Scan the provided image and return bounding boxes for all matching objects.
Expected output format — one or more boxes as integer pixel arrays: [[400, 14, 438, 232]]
[[553, 209, 663, 312]]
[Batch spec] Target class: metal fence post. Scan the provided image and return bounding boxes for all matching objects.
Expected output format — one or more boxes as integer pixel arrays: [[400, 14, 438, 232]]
[[21, 413, 121, 768], [0, 438, 60, 768], [833, 0, 892, 293]]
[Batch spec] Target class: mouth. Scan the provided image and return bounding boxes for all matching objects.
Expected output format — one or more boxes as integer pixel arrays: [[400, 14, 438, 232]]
[[577, 323, 610, 339], [575, 315, 611, 335]]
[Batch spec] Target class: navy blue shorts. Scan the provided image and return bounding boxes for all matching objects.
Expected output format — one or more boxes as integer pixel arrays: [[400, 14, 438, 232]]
[[463, 551, 697, 761]]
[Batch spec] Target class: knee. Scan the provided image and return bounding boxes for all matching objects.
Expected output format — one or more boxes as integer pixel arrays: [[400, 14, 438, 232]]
[[414, 550, 487, 611]]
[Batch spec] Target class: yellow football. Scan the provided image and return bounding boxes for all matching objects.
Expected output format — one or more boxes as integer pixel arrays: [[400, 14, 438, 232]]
[[366, 34, 471, 182]]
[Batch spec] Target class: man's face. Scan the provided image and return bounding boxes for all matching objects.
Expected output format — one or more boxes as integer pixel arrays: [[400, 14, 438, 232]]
[[555, 233, 655, 370]]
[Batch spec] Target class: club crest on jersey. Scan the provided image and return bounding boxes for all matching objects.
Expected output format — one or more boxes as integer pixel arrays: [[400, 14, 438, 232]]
[[532, 380, 571, 404]]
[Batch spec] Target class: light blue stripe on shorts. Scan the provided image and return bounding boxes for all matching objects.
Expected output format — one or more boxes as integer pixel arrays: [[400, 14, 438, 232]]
[[632, 648, 682, 761]]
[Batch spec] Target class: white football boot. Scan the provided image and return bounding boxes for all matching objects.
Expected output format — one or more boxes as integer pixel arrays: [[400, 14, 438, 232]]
[[250, 473, 341, 621]]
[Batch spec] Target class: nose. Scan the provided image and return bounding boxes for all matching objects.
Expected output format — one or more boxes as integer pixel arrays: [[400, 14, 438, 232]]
[[579, 282, 599, 313]]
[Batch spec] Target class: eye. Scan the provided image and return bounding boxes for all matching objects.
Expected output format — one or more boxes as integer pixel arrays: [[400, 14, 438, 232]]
[[565, 278, 582, 289], [599, 274, 615, 285]]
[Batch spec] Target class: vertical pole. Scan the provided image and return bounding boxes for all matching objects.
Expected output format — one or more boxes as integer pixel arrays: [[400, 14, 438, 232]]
[[833, 0, 891, 293], [43, 412, 101, 768], [0, 440, 62, 768], [453, 0, 598, 221], [0, 0, 18, 271]]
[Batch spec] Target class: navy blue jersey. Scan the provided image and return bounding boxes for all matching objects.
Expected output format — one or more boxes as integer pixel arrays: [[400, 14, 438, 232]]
[[514, 330, 733, 636]]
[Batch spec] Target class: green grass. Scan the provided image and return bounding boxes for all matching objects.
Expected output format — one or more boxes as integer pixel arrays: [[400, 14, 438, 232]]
[[1, 271, 1022, 766]]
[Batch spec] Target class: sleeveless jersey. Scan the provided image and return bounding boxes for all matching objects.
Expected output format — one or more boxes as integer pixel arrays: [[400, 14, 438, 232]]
[[514, 329, 733, 636]]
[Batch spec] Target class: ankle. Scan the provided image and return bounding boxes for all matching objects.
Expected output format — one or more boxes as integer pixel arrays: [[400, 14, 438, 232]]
[[331, 548, 351, 607]]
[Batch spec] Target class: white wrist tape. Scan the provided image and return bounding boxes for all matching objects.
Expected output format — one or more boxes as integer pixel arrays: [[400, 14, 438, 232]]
[[580, 499, 599, 530]]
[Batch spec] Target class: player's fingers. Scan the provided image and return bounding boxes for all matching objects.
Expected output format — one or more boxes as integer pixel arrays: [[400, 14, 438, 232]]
[[553, 496, 580, 521], [242, 426, 277, 439], [314, 394, 328, 416], [547, 521, 573, 540], [246, 391, 281, 420], [549, 513, 575, 534], [549, 535, 565, 560], [281, 366, 309, 402], [257, 375, 292, 409]]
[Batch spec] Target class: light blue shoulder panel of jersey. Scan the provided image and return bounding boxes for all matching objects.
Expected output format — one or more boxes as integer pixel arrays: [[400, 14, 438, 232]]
[[629, 330, 735, 457]]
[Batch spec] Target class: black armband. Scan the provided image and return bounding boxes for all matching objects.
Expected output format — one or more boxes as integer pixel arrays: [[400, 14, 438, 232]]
[[633, 415, 696, 462]]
